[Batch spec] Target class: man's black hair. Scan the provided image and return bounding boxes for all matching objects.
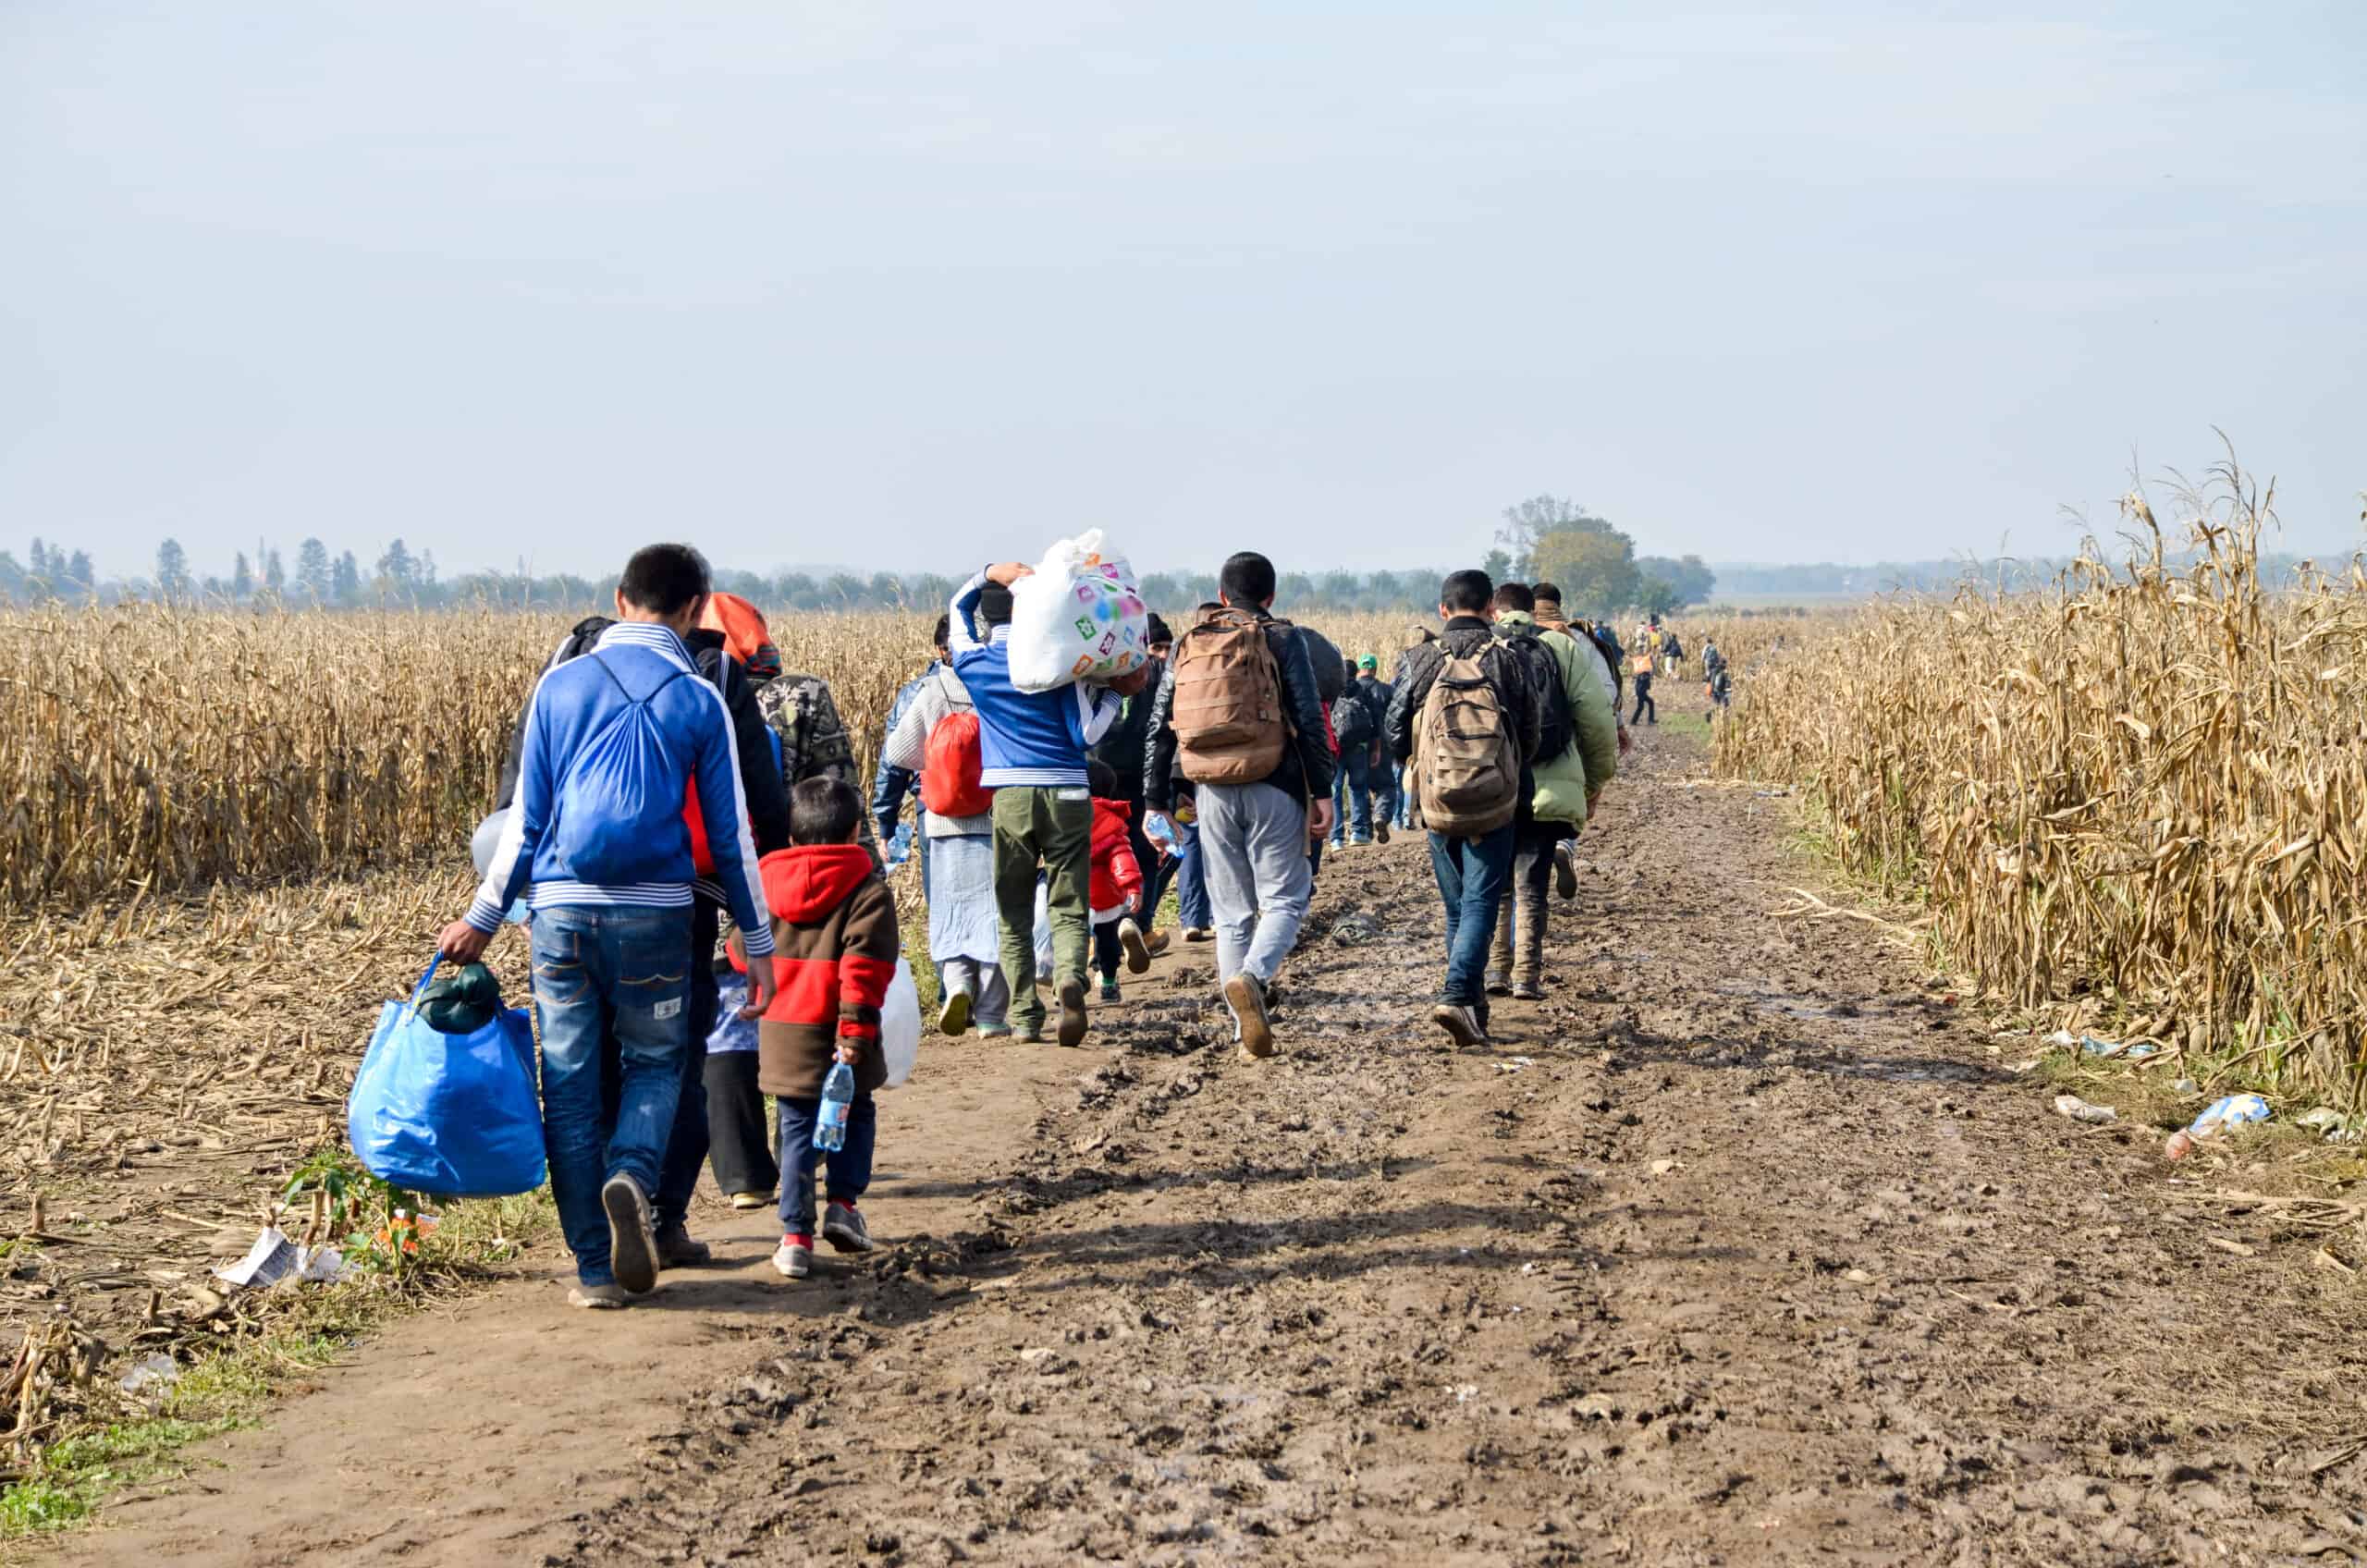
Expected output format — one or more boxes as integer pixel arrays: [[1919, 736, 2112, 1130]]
[[932, 613, 951, 649], [1220, 551, 1278, 606], [619, 545, 711, 617], [1531, 580, 1563, 604], [790, 776, 862, 846], [978, 582, 1015, 628], [1196, 599, 1223, 614], [1493, 581, 1536, 614], [1146, 612, 1173, 647], [1087, 760, 1119, 799], [1441, 569, 1493, 615]]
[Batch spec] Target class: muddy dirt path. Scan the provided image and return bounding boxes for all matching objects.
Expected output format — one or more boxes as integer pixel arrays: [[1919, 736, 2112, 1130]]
[[51, 730, 2367, 1567]]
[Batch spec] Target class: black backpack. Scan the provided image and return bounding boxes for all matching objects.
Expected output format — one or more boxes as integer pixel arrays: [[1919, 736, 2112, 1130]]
[[1332, 690, 1374, 746], [1499, 629, 1573, 764]]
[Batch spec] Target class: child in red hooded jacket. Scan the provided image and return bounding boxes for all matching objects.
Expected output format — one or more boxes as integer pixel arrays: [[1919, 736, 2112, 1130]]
[[1087, 762, 1150, 1002], [731, 777, 901, 1280]]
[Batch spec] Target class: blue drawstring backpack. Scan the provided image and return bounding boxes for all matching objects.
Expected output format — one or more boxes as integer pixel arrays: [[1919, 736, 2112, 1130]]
[[348, 957, 546, 1197]]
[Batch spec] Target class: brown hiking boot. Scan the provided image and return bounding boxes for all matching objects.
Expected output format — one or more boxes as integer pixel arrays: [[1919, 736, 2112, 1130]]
[[1056, 979, 1089, 1047], [1225, 973, 1275, 1059], [1119, 918, 1152, 974]]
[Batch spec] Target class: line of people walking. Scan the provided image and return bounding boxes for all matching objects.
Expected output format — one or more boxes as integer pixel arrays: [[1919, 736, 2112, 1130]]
[[436, 544, 1631, 1308]]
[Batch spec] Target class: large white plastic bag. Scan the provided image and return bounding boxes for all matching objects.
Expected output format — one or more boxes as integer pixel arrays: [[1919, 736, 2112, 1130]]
[[879, 960, 921, 1089], [1006, 529, 1151, 692]]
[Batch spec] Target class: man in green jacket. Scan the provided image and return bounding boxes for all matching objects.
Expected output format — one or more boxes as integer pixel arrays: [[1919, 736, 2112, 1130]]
[[1487, 582, 1620, 999]]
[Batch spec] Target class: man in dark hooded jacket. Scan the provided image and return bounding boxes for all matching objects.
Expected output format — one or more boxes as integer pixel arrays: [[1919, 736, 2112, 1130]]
[[1385, 569, 1541, 1048]]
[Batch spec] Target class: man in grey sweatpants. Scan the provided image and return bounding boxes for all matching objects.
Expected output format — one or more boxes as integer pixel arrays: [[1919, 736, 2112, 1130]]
[[1143, 554, 1336, 1060]]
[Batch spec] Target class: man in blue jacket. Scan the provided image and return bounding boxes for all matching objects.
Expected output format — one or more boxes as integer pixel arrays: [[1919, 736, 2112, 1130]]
[[440, 545, 779, 1309], [949, 563, 1149, 1047]]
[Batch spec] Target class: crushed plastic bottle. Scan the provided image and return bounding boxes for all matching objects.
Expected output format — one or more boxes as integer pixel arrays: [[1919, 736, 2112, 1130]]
[[2054, 1094, 2118, 1125], [813, 1060, 855, 1152], [2189, 1094, 2270, 1137]]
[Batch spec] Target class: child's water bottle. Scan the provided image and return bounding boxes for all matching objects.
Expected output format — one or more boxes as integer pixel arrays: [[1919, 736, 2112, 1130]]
[[813, 1060, 854, 1152]]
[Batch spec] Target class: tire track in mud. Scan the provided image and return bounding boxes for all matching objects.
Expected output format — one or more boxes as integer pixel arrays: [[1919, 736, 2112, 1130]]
[[555, 733, 2367, 1566]]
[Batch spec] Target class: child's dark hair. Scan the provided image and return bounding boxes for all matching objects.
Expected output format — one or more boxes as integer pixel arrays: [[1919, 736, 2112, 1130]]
[[931, 613, 951, 649], [1492, 581, 1536, 614], [1441, 569, 1493, 614], [619, 545, 711, 616], [790, 776, 862, 845], [1087, 760, 1119, 799]]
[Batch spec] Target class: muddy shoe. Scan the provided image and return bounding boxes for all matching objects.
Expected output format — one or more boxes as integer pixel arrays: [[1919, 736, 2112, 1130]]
[[1430, 1003, 1488, 1050], [821, 1200, 875, 1255], [1100, 977, 1122, 1003], [1056, 979, 1089, 1047], [1512, 980, 1546, 1002], [771, 1234, 812, 1280], [938, 985, 973, 1036], [1553, 841, 1577, 900], [567, 1282, 628, 1310], [655, 1225, 712, 1268], [1183, 927, 1214, 944], [1016, 1023, 1046, 1044], [979, 1025, 1013, 1040], [1374, 818, 1391, 844], [1146, 928, 1172, 957], [1225, 972, 1275, 1059], [601, 1173, 659, 1296], [1119, 917, 1152, 974], [730, 1191, 774, 1211], [1485, 971, 1513, 998]]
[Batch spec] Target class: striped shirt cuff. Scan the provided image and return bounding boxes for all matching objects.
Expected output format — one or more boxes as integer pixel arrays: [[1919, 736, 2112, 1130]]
[[463, 898, 508, 935]]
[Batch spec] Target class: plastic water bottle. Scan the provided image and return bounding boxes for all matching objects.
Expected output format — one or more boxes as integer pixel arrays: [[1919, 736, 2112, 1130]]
[[813, 1060, 854, 1152]]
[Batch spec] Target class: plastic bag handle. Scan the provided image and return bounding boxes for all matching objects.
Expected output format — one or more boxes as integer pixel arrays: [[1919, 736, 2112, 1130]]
[[404, 955, 445, 1014]]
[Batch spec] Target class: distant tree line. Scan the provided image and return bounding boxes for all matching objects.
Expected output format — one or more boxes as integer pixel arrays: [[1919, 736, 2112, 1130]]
[[0, 498, 1728, 618]]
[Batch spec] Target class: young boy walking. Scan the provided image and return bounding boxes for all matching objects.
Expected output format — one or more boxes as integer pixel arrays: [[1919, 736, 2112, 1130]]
[[746, 777, 901, 1280], [1144, 553, 1334, 1059], [949, 566, 1149, 1047], [1385, 569, 1541, 1049], [1087, 761, 1151, 1000], [442, 544, 779, 1309]]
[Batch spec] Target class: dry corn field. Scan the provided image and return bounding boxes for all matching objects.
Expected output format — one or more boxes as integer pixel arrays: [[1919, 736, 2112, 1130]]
[[1715, 470, 2367, 1103], [0, 606, 1480, 913]]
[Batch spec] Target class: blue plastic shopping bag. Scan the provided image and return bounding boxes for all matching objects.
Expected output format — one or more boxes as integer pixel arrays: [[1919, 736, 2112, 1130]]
[[348, 957, 546, 1197]]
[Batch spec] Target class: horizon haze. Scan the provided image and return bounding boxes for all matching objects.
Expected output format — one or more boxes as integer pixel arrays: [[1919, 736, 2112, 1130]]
[[4, 3, 2361, 581]]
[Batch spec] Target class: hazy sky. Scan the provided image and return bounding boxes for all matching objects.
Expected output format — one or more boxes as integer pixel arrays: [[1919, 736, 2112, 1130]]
[[5, 2, 2361, 581]]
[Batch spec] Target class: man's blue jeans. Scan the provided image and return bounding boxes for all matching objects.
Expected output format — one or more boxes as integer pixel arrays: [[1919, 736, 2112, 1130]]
[[1427, 824, 1515, 1010], [1329, 746, 1373, 845], [531, 905, 693, 1288]]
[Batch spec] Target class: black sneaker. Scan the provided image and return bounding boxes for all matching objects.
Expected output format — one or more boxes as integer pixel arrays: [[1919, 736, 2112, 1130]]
[[1056, 979, 1089, 1047], [1511, 980, 1546, 1002], [1553, 842, 1577, 900], [1485, 971, 1513, 998], [601, 1173, 659, 1296], [655, 1224, 712, 1269], [1430, 1004, 1488, 1050], [1374, 818, 1391, 845]]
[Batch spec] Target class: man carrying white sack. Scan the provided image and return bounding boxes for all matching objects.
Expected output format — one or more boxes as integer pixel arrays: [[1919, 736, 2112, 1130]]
[[949, 559, 1153, 1047]]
